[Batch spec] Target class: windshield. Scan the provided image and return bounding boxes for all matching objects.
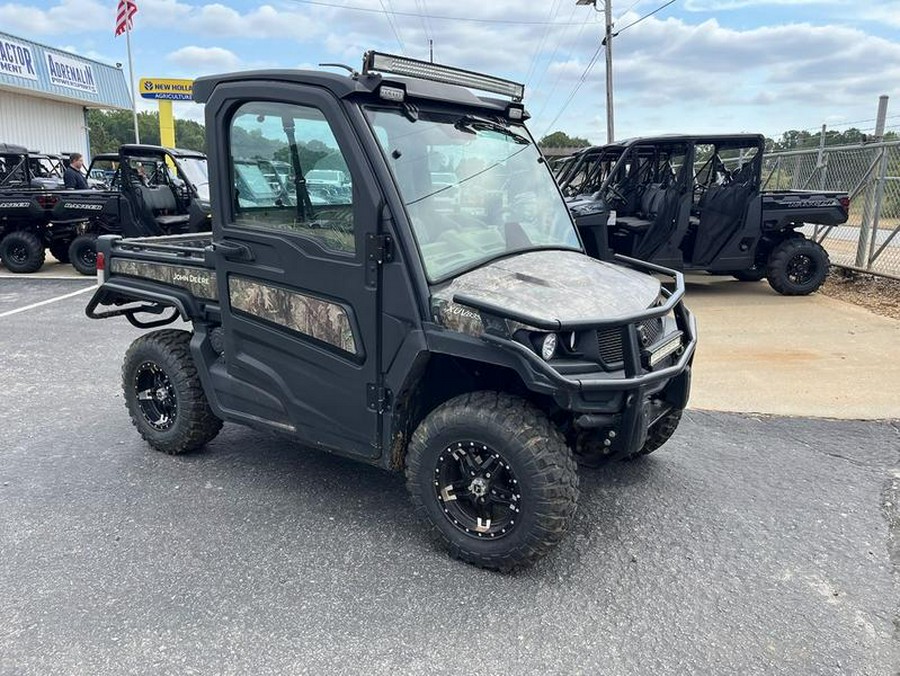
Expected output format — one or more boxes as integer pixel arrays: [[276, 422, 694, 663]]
[[178, 157, 210, 201], [365, 107, 580, 282]]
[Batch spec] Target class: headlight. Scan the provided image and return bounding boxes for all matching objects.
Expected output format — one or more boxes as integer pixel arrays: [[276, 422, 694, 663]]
[[540, 333, 557, 361]]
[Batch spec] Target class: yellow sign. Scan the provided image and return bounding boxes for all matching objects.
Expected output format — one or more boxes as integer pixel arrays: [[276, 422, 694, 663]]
[[139, 77, 193, 101]]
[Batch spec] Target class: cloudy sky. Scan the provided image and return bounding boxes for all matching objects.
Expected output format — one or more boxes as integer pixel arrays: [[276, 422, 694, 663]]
[[2, 0, 899, 143]]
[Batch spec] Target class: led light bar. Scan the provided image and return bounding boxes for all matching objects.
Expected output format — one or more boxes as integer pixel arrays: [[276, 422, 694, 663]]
[[648, 334, 683, 368], [363, 51, 525, 102]]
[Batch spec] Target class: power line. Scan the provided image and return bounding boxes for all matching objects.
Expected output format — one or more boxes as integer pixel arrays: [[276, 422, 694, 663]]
[[615, 0, 677, 34], [282, 0, 589, 25], [411, 0, 431, 46], [377, 0, 406, 52], [531, 11, 595, 122], [527, 0, 576, 88], [616, 0, 644, 21], [419, 0, 436, 51], [539, 43, 605, 138], [525, 0, 565, 85]]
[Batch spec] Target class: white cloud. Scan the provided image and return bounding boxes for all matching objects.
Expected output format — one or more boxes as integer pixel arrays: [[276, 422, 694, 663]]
[[2, 0, 898, 143], [166, 45, 241, 73], [0, 0, 111, 35], [0, 0, 322, 40], [683, 0, 840, 9]]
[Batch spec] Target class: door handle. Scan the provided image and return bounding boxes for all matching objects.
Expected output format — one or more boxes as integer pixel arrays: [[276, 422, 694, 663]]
[[213, 240, 254, 261]]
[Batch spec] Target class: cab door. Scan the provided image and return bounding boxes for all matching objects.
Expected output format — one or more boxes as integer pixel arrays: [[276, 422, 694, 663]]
[[210, 84, 383, 459]]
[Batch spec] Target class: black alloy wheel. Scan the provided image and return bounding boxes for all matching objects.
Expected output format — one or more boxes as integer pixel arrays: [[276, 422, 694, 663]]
[[68, 234, 98, 275], [122, 329, 223, 454], [766, 237, 830, 296], [406, 391, 579, 571], [433, 441, 521, 539], [0, 230, 45, 273], [133, 361, 178, 431], [785, 253, 817, 286]]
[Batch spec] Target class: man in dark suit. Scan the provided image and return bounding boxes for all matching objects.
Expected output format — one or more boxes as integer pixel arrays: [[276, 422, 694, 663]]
[[64, 153, 89, 189]]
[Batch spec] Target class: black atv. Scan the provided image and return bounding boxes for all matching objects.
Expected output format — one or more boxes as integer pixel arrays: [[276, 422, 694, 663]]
[[559, 135, 849, 295]]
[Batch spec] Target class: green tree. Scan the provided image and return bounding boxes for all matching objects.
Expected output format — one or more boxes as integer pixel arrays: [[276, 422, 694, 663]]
[[539, 131, 590, 148], [86, 109, 207, 156]]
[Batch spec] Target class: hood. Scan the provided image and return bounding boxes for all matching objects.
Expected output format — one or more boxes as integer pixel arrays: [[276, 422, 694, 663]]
[[431, 250, 660, 336]]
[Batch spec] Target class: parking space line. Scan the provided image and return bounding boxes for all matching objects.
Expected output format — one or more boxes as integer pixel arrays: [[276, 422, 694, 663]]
[[0, 285, 94, 319], [0, 275, 87, 280]]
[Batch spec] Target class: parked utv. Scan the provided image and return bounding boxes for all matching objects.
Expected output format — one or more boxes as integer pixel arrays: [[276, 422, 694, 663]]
[[86, 52, 696, 570], [0, 143, 89, 271], [62, 145, 212, 274], [558, 135, 849, 295]]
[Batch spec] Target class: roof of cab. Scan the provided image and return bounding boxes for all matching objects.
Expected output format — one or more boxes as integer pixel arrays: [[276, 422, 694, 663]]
[[577, 134, 766, 155], [119, 144, 206, 159], [192, 69, 515, 116], [0, 143, 29, 155]]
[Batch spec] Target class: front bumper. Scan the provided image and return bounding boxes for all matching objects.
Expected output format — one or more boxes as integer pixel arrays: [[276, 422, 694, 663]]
[[454, 254, 697, 456]]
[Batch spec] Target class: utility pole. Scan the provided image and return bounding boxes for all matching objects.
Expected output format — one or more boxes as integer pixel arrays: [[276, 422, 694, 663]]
[[577, 0, 614, 143], [603, 0, 614, 143]]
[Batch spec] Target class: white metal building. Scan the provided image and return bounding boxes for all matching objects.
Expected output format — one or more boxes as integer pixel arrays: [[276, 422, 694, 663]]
[[0, 31, 131, 159]]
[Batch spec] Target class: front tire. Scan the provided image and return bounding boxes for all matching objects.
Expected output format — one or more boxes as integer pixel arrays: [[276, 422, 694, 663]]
[[626, 409, 683, 460], [68, 234, 98, 276], [766, 237, 829, 295], [122, 329, 222, 454], [406, 392, 579, 571], [0, 230, 45, 273]]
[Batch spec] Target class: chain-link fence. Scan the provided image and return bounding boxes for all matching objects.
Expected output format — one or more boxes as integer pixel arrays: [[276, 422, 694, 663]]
[[761, 140, 900, 279]]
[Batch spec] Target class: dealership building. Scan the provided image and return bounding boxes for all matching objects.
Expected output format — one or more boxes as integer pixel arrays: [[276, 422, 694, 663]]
[[0, 30, 132, 159]]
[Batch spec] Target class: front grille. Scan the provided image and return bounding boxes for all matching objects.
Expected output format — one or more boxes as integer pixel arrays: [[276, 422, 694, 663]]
[[597, 328, 624, 363], [596, 318, 664, 364]]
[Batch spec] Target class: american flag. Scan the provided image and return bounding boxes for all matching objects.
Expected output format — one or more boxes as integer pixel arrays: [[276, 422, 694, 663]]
[[115, 0, 138, 36]]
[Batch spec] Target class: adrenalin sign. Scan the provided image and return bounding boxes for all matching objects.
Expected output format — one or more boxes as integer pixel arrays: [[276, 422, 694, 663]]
[[45, 52, 97, 94]]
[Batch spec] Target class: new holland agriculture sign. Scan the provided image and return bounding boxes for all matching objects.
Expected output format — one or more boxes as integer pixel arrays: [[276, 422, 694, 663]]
[[0, 37, 38, 81], [140, 78, 193, 101]]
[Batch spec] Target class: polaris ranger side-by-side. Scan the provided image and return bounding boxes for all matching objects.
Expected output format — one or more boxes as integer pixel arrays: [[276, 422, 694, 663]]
[[0, 143, 89, 271], [559, 135, 850, 295], [86, 52, 697, 570]]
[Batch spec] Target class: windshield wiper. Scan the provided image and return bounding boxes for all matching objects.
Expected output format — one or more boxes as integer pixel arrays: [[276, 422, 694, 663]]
[[454, 115, 529, 144]]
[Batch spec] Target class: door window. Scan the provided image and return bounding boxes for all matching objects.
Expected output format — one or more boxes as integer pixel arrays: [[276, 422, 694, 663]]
[[229, 101, 355, 254]]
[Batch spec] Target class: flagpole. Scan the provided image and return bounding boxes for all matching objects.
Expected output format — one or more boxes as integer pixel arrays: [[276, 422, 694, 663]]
[[125, 22, 140, 143]]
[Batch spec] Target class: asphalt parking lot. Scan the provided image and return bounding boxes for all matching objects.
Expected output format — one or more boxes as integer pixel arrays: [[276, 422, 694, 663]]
[[1, 277, 898, 675]]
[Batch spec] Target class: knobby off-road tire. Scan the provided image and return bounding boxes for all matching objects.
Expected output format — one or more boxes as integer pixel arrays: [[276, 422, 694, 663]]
[[68, 234, 98, 276], [626, 409, 683, 460], [48, 240, 71, 264], [406, 391, 579, 571], [122, 329, 222, 454], [766, 237, 829, 296], [0, 230, 45, 273]]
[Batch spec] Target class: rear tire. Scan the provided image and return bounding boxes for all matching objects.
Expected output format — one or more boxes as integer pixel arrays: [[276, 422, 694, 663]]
[[0, 230, 45, 273], [49, 240, 72, 264], [405, 392, 579, 571], [68, 234, 98, 276], [122, 329, 223, 454], [766, 237, 829, 295]]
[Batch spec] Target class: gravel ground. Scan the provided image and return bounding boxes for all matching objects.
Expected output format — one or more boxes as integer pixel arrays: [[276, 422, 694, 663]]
[[821, 268, 900, 320]]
